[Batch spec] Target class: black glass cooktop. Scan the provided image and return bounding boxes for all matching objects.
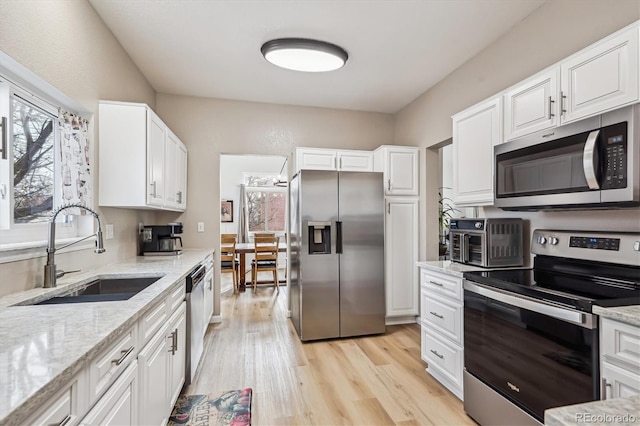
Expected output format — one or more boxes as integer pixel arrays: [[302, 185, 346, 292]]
[[464, 256, 640, 312]]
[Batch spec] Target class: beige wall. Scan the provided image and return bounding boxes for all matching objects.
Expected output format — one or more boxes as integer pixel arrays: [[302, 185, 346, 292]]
[[0, 0, 157, 296], [394, 0, 640, 261], [155, 93, 394, 315]]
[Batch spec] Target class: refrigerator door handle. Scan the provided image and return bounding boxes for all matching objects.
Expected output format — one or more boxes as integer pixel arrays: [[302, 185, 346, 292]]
[[336, 221, 343, 254]]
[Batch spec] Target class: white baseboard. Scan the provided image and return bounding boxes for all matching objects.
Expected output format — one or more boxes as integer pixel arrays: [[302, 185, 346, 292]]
[[210, 315, 222, 324], [385, 315, 419, 325]]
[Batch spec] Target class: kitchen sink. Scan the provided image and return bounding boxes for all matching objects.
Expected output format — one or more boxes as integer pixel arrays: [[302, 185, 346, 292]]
[[34, 276, 162, 305]]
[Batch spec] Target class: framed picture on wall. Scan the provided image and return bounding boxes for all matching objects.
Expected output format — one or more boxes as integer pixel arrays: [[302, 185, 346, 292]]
[[221, 200, 233, 222]]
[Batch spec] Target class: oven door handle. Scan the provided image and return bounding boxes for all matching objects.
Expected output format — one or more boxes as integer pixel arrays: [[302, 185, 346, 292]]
[[464, 281, 596, 329]]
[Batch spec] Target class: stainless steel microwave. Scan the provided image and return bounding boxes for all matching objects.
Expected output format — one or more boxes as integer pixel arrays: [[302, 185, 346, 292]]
[[494, 105, 639, 210]]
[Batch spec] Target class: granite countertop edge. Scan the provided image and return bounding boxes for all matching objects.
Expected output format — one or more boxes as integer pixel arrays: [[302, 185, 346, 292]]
[[545, 395, 640, 426], [593, 305, 640, 327], [416, 260, 490, 277], [0, 248, 214, 426]]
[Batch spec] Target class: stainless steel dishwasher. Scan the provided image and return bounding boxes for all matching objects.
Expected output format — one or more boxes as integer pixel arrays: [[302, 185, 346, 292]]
[[185, 263, 206, 384]]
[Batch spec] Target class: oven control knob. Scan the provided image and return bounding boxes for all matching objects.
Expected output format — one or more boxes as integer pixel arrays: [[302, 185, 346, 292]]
[[538, 236, 547, 245], [475, 222, 482, 229], [549, 237, 558, 245]]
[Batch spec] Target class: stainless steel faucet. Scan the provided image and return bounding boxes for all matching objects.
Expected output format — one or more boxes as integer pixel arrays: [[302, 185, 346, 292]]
[[44, 203, 106, 288]]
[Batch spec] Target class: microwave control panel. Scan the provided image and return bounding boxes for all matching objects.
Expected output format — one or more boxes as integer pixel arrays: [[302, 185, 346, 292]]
[[601, 122, 627, 190]]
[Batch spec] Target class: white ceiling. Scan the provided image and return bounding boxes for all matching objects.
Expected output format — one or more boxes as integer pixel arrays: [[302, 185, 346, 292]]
[[89, 0, 545, 114]]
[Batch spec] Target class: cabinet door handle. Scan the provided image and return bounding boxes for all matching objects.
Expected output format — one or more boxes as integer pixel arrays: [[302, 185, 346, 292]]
[[334, 157, 337, 169], [174, 328, 178, 352], [430, 349, 444, 359], [150, 181, 157, 197], [429, 280, 444, 287], [168, 330, 177, 354], [58, 414, 72, 426], [177, 191, 182, 204], [387, 203, 390, 214], [387, 179, 391, 191], [560, 91, 567, 116], [112, 346, 134, 366], [339, 157, 342, 169], [601, 377, 611, 400], [548, 96, 555, 119], [430, 311, 444, 319], [0, 117, 7, 160]]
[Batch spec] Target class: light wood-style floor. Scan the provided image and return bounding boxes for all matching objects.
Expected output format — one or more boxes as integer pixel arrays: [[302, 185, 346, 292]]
[[185, 281, 474, 425]]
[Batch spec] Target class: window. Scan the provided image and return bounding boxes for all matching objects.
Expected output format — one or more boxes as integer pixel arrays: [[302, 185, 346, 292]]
[[0, 78, 80, 247], [244, 173, 286, 234], [11, 91, 56, 223]]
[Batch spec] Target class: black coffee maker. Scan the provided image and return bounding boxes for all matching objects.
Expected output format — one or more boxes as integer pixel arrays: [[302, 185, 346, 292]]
[[140, 222, 183, 255]]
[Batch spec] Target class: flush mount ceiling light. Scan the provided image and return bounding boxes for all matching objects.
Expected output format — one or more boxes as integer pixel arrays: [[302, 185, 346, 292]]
[[261, 38, 348, 72]]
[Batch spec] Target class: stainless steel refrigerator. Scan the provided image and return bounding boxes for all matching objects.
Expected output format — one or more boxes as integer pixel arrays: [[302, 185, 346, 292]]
[[289, 170, 385, 341]]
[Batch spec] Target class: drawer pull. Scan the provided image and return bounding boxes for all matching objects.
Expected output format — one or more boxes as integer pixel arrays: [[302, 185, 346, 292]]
[[429, 311, 444, 319], [430, 349, 444, 359], [112, 346, 134, 366], [58, 414, 72, 426], [429, 280, 444, 287]]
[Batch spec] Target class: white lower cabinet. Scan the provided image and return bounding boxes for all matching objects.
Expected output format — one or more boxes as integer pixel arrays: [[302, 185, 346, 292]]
[[600, 317, 640, 399], [168, 302, 187, 407], [25, 372, 87, 426], [80, 361, 138, 426], [385, 197, 419, 322], [138, 294, 187, 425], [419, 267, 464, 400]]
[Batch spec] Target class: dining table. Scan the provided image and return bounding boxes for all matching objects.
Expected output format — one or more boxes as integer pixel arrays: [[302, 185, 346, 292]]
[[234, 241, 287, 292]]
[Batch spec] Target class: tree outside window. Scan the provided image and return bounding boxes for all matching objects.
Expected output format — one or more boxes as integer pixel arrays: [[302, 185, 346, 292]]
[[12, 96, 55, 223], [244, 173, 286, 233]]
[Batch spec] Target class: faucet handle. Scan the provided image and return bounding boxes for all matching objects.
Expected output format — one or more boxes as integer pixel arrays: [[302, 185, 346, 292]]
[[56, 269, 81, 279]]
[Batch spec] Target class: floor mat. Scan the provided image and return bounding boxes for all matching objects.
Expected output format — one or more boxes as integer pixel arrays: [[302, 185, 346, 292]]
[[168, 388, 252, 426]]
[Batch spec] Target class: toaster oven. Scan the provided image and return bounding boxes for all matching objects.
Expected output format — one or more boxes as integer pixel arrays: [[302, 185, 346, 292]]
[[449, 218, 524, 268]]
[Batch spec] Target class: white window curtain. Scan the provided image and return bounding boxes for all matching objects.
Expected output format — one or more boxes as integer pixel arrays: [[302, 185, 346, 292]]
[[237, 184, 248, 243], [57, 109, 92, 214]]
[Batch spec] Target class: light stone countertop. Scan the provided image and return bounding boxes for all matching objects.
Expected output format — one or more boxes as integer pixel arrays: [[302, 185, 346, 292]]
[[545, 395, 640, 426], [0, 249, 213, 426], [416, 260, 490, 277], [593, 305, 640, 327]]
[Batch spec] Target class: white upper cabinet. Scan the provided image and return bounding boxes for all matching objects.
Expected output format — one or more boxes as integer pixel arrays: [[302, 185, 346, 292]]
[[452, 96, 502, 206], [373, 145, 419, 196], [337, 150, 374, 171], [561, 25, 639, 124], [176, 142, 188, 210], [503, 22, 639, 142], [293, 148, 373, 173], [295, 148, 337, 171], [504, 68, 560, 141], [147, 111, 166, 207], [99, 101, 188, 212], [164, 129, 188, 210]]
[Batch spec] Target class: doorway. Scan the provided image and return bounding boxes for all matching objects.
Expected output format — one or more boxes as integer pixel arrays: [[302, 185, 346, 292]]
[[219, 154, 288, 294]]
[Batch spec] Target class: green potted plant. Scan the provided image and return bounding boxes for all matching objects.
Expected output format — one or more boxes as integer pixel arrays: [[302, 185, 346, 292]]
[[438, 190, 460, 256]]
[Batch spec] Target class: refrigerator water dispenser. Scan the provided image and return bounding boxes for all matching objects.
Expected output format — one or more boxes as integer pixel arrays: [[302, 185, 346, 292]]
[[308, 221, 331, 254]]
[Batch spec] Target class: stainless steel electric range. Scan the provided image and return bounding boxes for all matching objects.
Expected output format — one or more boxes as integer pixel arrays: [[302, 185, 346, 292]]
[[462, 229, 640, 425]]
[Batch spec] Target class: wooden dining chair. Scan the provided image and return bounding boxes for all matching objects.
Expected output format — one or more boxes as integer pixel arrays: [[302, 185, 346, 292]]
[[254, 232, 275, 239], [220, 234, 239, 293], [251, 235, 280, 292]]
